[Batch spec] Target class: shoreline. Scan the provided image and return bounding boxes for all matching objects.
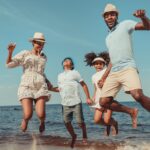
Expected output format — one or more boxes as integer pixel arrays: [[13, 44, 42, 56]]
[[0, 134, 121, 150], [0, 101, 136, 107], [0, 134, 150, 150]]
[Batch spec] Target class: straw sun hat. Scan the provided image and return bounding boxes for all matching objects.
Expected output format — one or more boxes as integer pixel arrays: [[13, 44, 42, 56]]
[[29, 32, 46, 43], [102, 3, 119, 17]]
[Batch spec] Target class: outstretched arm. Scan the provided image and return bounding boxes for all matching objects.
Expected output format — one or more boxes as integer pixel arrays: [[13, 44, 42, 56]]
[[134, 9, 150, 30], [45, 77, 60, 92], [80, 81, 93, 105], [49, 87, 60, 92]]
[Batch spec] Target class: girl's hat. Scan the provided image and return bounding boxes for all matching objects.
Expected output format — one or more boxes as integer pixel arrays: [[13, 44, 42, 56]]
[[29, 32, 46, 43], [102, 3, 119, 17], [92, 57, 106, 64]]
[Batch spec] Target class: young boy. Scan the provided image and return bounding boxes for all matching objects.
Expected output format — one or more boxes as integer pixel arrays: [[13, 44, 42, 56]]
[[50, 57, 92, 148]]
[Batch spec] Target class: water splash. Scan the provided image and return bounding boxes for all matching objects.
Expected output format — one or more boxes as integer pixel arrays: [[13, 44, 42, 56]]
[[31, 134, 37, 150], [1, 133, 40, 150], [116, 141, 150, 150]]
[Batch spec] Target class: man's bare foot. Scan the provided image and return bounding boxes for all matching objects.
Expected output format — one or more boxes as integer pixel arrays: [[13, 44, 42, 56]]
[[70, 134, 77, 148], [21, 119, 28, 132], [111, 121, 118, 136], [131, 108, 138, 128], [104, 125, 111, 136], [39, 122, 45, 133]]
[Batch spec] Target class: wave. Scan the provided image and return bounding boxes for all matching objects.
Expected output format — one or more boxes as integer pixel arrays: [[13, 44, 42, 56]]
[[116, 141, 150, 150]]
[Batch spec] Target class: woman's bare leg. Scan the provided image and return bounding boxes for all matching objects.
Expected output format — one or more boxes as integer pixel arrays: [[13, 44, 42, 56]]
[[35, 97, 46, 133], [21, 98, 33, 132]]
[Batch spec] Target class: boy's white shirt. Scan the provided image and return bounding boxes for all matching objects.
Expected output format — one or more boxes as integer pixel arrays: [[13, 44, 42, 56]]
[[58, 69, 83, 106]]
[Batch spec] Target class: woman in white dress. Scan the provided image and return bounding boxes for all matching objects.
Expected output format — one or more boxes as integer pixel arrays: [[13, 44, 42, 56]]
[[6, 32, 51, 133]]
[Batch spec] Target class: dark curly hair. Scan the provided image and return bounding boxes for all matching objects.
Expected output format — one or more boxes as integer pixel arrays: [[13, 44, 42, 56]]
[[98, 51, 110, 66], [62, 57, 74, 70], [84, 51, 110, 66], [84, 52, 97, 66]]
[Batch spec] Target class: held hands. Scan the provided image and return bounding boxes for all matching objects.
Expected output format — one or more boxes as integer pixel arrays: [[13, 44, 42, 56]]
[[46, 80, 53, 90], [92, 95, 96, 102], [86, 98, 93, 105], [133, 9, 146, 19], [7, 43, 16, 54]]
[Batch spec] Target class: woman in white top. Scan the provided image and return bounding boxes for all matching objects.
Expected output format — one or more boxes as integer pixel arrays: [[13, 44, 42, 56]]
[[6, 32, 52, 133], [85, 51, 138, 136]]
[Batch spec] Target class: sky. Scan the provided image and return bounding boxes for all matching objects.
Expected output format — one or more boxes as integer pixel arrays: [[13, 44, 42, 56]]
[[0, 0, 150, 106]]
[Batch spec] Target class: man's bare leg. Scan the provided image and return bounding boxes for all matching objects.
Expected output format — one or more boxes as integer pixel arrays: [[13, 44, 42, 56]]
[[130, 89, 150, 112], [100, 97, 138, 128]]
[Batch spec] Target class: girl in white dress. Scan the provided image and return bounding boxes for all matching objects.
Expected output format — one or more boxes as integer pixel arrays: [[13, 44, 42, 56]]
[[85, 51, 118, 136], [6, 32, 52, 133], [85, 51, 138, 135]]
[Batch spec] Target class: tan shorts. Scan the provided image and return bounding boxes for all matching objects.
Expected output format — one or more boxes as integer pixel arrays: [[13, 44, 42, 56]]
[[101, 67, 142, 98]]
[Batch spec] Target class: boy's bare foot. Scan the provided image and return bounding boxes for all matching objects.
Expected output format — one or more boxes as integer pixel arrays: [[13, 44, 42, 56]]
[[39, 122, 45, 133], [21, 119, 28, 132], [82, 138, 88, 144], [104, 125, 111, 136], [70, 134, 77, 148], [111, 121, 118, 136], [131, 108, 138, 128]]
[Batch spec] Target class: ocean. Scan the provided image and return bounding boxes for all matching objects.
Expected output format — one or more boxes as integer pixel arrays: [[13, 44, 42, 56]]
[[0, 102, 150, 150]]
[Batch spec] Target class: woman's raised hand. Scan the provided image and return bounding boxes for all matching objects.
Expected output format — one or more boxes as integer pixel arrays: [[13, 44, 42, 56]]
[[7, 43, 16, 53]]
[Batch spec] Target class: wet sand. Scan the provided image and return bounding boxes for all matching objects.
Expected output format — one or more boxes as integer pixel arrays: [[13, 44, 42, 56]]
[[36, 136, 118, 150], [0, 134, 119, 150]]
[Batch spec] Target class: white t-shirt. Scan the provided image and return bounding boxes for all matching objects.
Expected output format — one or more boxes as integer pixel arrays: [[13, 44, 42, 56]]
[[91, 68, 107, 109], [58, 69, 83, 106]]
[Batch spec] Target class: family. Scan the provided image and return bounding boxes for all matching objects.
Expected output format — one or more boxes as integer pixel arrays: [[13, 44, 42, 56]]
[[6, 3, 150, 148]]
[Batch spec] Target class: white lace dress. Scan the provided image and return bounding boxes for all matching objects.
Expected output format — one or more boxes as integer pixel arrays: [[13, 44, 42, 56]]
[[7, 50, 50, 101]]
